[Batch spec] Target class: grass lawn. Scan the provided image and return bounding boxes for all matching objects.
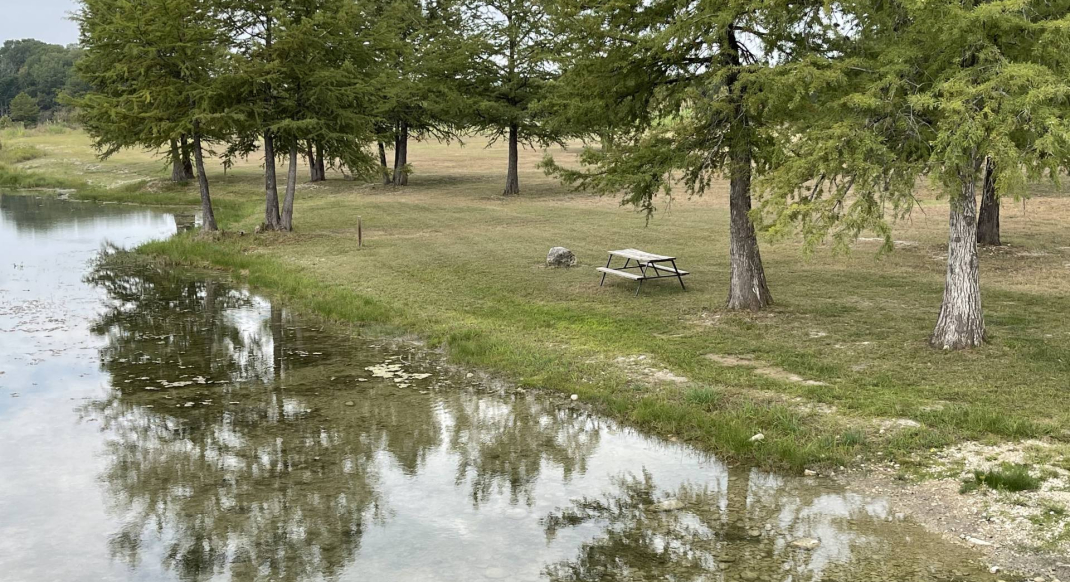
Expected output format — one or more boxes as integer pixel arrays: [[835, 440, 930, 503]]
[[5, 124, 1070, 471]]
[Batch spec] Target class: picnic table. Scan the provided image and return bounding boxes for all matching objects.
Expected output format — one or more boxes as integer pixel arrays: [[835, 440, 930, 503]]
[[597, 248, 689, 296]]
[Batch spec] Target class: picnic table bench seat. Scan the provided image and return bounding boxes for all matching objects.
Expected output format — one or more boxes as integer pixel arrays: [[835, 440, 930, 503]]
[[596, 267, 644, 280], [597, 248, 689, 295]]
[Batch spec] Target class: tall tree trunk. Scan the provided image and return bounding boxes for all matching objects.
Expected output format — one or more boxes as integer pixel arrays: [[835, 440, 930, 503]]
[[315, 142, 325, 181], [191, 123, 217, 232], [726, 144, 772, 310], [281, 145, 297, 231], [263, 130, 281, 230], [306, 140, 318, 182], [378, 141, 392, 185], [393, 127, 401, 175], [931, 169, 985, 349], [170, 139, 185, 182], [393, 122, 409, 186], [600, 128, 615, 153], [180, 134, 193, 180], [977, 158, 1000, 246], [503, 123, 520, 195], [723, 26, 771, 310]]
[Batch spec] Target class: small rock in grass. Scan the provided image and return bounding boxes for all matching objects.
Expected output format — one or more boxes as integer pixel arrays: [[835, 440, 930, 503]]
[[804, 469, 817, 476], [749, 433, 765, 443], [344, 401, 355, 407], [570, 394, 579, 401]]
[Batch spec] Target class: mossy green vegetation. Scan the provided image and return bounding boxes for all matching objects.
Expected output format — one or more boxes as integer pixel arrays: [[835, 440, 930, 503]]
[[960, 464, 1043, 494], [5, 129, 1070, 470], [0, 143, 46, 164]]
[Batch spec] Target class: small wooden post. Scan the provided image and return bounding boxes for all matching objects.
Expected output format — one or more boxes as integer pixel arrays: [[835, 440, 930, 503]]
[[357, 216, 362, 248]]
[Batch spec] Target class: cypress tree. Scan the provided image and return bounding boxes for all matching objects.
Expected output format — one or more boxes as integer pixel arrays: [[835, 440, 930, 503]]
[[371, 0, 470, 188], [9, 92, 39, 126], [761, 0, 1070, 348], [270, 0, 380, 230], [542, 0, 841, 309], [465, 0, 562, 195], [75, 0, 227, 231]]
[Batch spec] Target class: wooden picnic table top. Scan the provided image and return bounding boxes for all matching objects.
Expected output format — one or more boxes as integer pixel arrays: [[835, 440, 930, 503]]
[[607, 248, 675, 262]]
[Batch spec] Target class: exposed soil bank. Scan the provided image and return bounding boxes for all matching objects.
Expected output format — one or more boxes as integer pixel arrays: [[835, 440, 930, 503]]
[[841, 440, 1070, 581]]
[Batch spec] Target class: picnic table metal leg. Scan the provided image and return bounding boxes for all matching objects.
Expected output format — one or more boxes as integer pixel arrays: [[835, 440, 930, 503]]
[[671, 259, 686, 290], [635, 262, 648, 296], [599, 254, 613, 286]]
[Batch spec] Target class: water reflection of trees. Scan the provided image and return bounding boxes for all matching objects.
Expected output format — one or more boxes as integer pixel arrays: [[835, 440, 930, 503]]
[[541, 469, 992, 582], [87, 264, 280, 387], [0, 193, 179, 233], [85, 263, 602, 581], [447, 396, 601, 506], [87, 263, 386, 581]]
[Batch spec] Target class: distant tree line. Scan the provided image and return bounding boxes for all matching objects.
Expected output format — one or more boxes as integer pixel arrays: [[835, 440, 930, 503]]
[[71, 0, 1070, 349], [0, 39, 88, 125]]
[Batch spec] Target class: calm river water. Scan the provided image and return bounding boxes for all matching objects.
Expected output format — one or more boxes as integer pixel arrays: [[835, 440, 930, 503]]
[[0, 193, 998, 582]]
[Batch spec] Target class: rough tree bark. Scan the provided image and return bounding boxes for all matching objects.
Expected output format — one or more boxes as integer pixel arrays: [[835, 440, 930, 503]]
[[503, 123, 520, 195], [170, 139, 186, 182], [977, 158, 1000, 246], [378, 141, 392, 185], [281, 145, 297, 231], [315, 142, 325, 181], [726, 145, 772, 310], [180, 134, 193, 180], [724, 26, 771, 311], [306, 141, 319, 182], [931, 167, 986, 349], [600, 131, 615, 153], [392, 132, 400, 179], [393, 122, 409, 186], [262, 130, 281, 230], [191, 122, 217, 232]]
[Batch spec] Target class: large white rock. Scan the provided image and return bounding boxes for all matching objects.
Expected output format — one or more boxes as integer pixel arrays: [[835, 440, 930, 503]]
[[546, 247, 577, 267]]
